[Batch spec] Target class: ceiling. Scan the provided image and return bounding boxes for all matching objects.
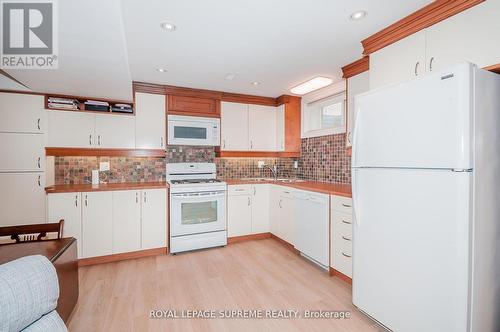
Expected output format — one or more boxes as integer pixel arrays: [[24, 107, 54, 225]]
[[5, 0, 432, 100]]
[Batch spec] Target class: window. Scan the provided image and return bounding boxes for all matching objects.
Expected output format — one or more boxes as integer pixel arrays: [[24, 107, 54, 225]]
[[302, 92, 346, 138]]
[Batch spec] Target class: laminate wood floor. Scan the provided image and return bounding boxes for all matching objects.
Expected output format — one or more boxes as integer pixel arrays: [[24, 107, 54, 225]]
[[68, 239, 384, 332]]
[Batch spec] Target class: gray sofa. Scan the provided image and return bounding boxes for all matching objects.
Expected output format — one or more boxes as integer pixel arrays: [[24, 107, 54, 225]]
[[0, 255, 68, 332]]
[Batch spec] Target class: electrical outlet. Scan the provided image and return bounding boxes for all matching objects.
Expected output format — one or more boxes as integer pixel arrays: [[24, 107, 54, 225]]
[[99, 161, 110, 171], [257, 160, 265, 168], [294, 160, 298, 169]]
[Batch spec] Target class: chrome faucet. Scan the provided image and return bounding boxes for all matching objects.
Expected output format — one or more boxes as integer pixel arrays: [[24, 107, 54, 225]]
[[263, 164, 278, 181]]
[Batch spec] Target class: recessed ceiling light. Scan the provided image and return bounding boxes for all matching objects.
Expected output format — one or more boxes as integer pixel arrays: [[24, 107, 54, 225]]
[[160, 22, 177, 31], [252, 81, 260, 86], [156, 68, 167, 73], [225, 73, 237, 80], [290, 76, 333, 95], [350, 10, 367, 21]]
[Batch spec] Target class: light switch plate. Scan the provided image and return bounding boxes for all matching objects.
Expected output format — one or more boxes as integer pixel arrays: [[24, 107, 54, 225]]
[[294, 161, 298, 169], [99, 161, 110, 171], [257, 160, 265, 168]]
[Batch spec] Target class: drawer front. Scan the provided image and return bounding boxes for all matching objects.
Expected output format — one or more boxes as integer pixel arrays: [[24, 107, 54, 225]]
[[277, 186, 294, 199], [331, 195, 353, 213], [228, 184, 252, 196], [331, 246, 352, 277], [333, 211, 353, 238]]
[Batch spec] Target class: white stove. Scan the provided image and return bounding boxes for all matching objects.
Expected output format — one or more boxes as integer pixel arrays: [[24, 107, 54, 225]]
[[167, 163, 227, 253]]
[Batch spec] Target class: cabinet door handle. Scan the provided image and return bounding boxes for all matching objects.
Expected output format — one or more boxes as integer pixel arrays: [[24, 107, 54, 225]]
[[341, 219, 352, 225], [161, 137, 164, 147], [37, 175, 41, 186], [414, 61, 420, 76], [429, 57, 434, 72], [37, 157, 41, 169], [341, 252, 352, 258], [347, 132, 352, 143], [279, 199, 282, 208], [144, 192, 147, 203], [342, 236, 352, 241], [223, 139, 226, 149], [253, 187, 256, 195], [248, 197, 251, 206], [97, 135, 101, 146], [89, 134, 92, 146], [75, 195, 78, 207], [85, 195, 88, 206], [136, 192, 139, 203], [250, 140, 253, 149], [37, 118, 41, 130], [342, 203, 351, 208]]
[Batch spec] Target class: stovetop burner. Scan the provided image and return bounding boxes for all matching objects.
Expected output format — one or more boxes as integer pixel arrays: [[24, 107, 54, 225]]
[[170, 178, 223, 185]]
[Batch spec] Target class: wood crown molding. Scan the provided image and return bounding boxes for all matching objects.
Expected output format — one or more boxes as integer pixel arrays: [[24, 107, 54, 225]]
[[216, 150, 300, 158], [45, 147, 166, 157], [361, 0, 485, 55], [342, 57, 369, 78], [484, 63, 500, 74]]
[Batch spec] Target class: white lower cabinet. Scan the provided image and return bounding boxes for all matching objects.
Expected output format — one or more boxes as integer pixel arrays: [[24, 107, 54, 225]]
[[112, 190, 141, 254], [47, 188, 167, 259], [250, 184, 270, 233], [330, 195, 353, 278], [271, 187, 296, 245], [141, 189, 167, 249], [47, 193, 83, 258], [294, 190, 329, 266], [227, 185, 252, 237], [82, 191, 113, 258], [0, 173, 45, 226]]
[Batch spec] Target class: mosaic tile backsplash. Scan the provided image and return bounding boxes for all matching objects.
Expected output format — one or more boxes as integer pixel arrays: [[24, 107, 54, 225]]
[[54, 134, 351, 184], [54, 157, 166, 185]]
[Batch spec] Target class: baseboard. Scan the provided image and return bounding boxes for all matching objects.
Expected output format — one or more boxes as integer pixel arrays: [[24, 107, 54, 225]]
[[78, 247, 168, 266], [227, 232, 272, 244], [329, 267, 352, 285], [270, 234, 300, 255]]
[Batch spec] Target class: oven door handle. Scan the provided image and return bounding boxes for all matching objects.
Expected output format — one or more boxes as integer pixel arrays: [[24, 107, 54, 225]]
[[171, 191, 226, 199]]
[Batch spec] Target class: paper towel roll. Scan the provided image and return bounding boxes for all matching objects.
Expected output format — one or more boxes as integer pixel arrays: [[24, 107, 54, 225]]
[[92, 170, 99, 185]]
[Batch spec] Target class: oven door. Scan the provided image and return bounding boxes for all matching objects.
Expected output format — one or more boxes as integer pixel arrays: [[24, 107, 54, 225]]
[[170, 191, 226, 237], [168, 117, 220, 146]]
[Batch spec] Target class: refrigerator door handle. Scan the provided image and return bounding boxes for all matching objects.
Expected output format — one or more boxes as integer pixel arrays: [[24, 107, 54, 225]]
[[352, 168, 361, 227]]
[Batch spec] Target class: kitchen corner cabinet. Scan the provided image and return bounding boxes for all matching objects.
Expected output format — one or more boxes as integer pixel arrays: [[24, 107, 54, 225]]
[[82, 191, 113, 258], [141, 189, 167, 249], [248, 105, 277, 151], [134, 92, 166, 149], [112, 190, 141, 254], [0, 92, 45, 134], [47, 193, 83, 258], [346, 71, 369, 148], [370, 1, 500, 89], [221, 102, 249, 151]]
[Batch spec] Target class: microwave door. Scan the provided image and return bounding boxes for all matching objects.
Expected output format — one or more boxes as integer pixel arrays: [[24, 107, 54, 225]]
[[168, 118, 220, 146]]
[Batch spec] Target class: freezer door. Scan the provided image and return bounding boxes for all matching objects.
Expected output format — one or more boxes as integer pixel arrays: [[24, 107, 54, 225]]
[[352, 168, 470, 332], [352, 62, 473, 169]]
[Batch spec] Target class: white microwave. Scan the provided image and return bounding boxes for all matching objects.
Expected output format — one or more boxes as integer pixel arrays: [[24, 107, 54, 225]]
[[167, 115, 220, 146]]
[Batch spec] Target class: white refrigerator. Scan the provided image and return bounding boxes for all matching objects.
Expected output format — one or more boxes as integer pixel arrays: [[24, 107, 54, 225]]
[[351, 62, 500, 332]]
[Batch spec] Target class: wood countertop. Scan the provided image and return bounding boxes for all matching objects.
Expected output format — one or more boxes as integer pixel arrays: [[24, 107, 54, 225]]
[[45, 182, 168, 193], [224, 179, 352, 197]]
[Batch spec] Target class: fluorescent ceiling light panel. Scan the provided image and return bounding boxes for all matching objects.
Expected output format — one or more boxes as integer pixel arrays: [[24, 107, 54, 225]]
[[290, 77, 333, 95]]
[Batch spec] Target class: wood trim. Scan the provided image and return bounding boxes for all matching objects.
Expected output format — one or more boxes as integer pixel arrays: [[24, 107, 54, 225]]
[[0, 69, 30, 89], [361, 0, 485, 55], [329, 267, 352, 285], [78, 247, 168, 266], [270, 234, 300, 255], [221, 92, 277, 106], [216, 150, 301, 158], [484, 63, 500, 74], [276, 94, 300, 106], [164, 85, 222, 100], [342, 57, 369, 78], [45, 147, 166, 157], [227, 232, 272, 244], [132, 82, 165, 95], [282, 95, 302, 153], [0, 89, 45, 96]]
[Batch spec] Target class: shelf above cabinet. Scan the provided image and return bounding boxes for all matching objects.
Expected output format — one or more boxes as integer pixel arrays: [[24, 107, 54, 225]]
[[45, 147, 166, 157]]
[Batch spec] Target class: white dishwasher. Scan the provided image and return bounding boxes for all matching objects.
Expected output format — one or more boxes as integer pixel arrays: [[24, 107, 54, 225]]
[[294, 190, 329, 267]]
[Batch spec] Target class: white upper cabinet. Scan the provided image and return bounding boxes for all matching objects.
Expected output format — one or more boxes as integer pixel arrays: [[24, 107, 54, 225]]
[[425, 1, 500, 73], [0, 133, 44, 172], [94, 114, 135, 148], [248, 104, 277, 151], [370, 30, 426, 89], [135, 92, 166, 149], [275, 105, 285, 152], [221, 102, 249, 151], [346, 71, 369, 147], [0, 92, 44, 134], [370, 2, 500, 89], [47, 110, 95, 147]]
